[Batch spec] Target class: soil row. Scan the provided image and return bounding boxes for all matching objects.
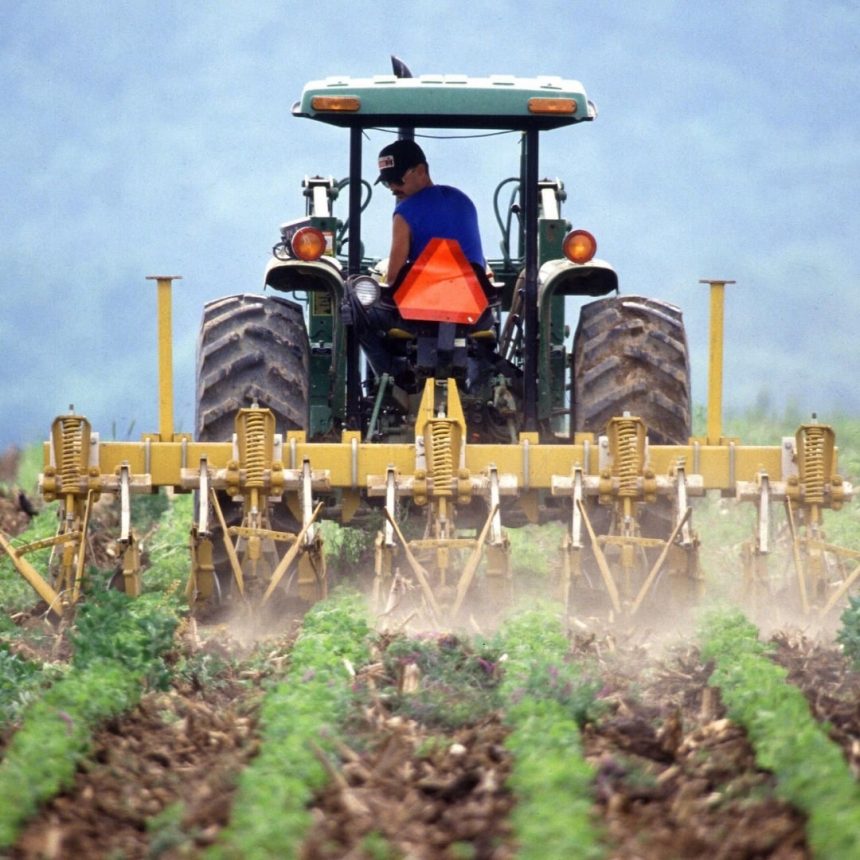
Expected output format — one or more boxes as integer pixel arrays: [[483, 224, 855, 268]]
[[4, 613, 858, 859]]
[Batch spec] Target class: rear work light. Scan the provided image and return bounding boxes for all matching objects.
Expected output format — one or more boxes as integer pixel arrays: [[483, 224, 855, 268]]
[[562, 229, 597, 264], [291, 226, 328, 261], [311, 95, 361, 112], [350, 275, 381, 307]]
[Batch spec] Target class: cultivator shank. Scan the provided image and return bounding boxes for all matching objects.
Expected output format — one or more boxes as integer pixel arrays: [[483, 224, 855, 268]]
[[552, 414, 702, 617], [182, 407, 328, 609], [738, 421, 856, 614]]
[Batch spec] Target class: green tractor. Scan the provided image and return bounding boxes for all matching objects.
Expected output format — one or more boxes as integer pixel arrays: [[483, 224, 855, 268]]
[[199, 60, 690, 450], [193, 57, 693, 619]]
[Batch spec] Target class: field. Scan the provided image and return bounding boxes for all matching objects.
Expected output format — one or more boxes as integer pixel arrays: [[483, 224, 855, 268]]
[[1, 413, 859, 859]]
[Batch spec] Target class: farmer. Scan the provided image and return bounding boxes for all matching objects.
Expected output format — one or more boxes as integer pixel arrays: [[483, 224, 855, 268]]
[[374, 138, 487, 285]]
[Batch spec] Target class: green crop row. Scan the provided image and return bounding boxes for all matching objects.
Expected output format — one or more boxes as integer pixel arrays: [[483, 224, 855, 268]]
[[0, 490, 188, 733], [0, 658, 143, 848], [700, 609, 860, 860], [837, 595, 860, 667], [0, 590, 179, 848], [208, 590, 372, 860], [496, 605, 605, 860], [0, 493, 186, 848]]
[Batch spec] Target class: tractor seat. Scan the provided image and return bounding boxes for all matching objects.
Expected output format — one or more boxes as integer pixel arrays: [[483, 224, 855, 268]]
[[383, 323, 496, 342]]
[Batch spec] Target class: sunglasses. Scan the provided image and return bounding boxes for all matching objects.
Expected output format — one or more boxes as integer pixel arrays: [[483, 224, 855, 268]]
[[381, 166, 415, 189]]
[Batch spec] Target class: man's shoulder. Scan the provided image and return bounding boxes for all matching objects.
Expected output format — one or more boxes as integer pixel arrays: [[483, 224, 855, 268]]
[[430, 186, 477, 213], [435, 184, 470, 199], [396, 185, 476, 220]]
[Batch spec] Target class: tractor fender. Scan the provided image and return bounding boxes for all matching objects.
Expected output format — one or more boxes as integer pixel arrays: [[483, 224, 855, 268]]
[[264, 255, 345, 303], [538, 257, 618, 301]]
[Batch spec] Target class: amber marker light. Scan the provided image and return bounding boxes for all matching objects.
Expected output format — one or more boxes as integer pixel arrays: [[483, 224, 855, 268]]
[[311, 95, 361, 112], [562, 229, 597, 264], [528, 97, 577, 114], [291, 226, 327, 261]]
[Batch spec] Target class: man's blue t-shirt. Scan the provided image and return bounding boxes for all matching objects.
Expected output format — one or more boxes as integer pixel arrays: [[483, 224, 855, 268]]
[[394, 185, 485, 267]]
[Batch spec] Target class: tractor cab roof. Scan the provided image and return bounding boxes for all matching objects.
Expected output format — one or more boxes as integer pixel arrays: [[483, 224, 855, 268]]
[[293, 73, 595, 131]]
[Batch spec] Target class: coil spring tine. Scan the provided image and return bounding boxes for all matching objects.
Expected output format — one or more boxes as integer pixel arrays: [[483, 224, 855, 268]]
[[429, 420, 454, 494], [615, 417, 640, 496], [59, 417, 85, 488], [800, 426, 826, 504], [241, 410, 267, 488]]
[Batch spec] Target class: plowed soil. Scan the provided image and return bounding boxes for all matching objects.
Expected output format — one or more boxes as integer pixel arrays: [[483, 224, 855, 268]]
[[4, 617, 858, 859]]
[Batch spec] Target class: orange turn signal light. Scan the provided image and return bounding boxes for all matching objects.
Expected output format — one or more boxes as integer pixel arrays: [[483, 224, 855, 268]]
[[311, 95, 361, 112], [291, 226, 327, 261], [528, 97, 577, 115], [562, 229, 597, 264]]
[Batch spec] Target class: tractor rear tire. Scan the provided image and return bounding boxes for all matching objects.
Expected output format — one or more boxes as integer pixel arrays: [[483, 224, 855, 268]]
[[572, 295, 691, 443], [571, 295, 694, 613], [195, 293, 310, 603], [196, 293, 310, 441]]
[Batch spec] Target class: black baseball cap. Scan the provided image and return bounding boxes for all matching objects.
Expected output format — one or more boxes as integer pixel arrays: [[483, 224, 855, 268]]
[[375, 139, 427, 185]]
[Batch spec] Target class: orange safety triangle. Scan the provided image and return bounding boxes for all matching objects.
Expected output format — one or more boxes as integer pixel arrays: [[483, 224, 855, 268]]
[[393, 238, 489, 324]]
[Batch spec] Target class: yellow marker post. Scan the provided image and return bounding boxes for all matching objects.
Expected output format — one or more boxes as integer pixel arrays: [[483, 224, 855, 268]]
[[699, 279, 736, 445], [146, 275, 181, 442]]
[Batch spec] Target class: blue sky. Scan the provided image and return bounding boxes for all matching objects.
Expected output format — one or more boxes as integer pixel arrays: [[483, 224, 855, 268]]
[[1, 1, 858, 447]]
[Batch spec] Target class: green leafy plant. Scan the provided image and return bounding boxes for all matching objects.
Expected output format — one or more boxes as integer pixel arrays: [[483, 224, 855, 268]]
[[147, 800, 197, 858], [837, 595, 860, 667], [359, 829, 400, 860], [700, 608, 860, 860], [319, 520, 371, 570], [130, 489, 171, 534], [71, 590, 178, 687], [142, 492, 195, 600], [379, 633, 503, 729], [495, 605, 604, 860], [0, 645, 60, 726], [508, 522, 565, 579], [209, 590, 372, 859]]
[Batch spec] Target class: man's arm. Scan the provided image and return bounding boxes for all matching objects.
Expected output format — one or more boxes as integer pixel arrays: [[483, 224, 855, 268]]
[[387, 213, 411, 285]]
